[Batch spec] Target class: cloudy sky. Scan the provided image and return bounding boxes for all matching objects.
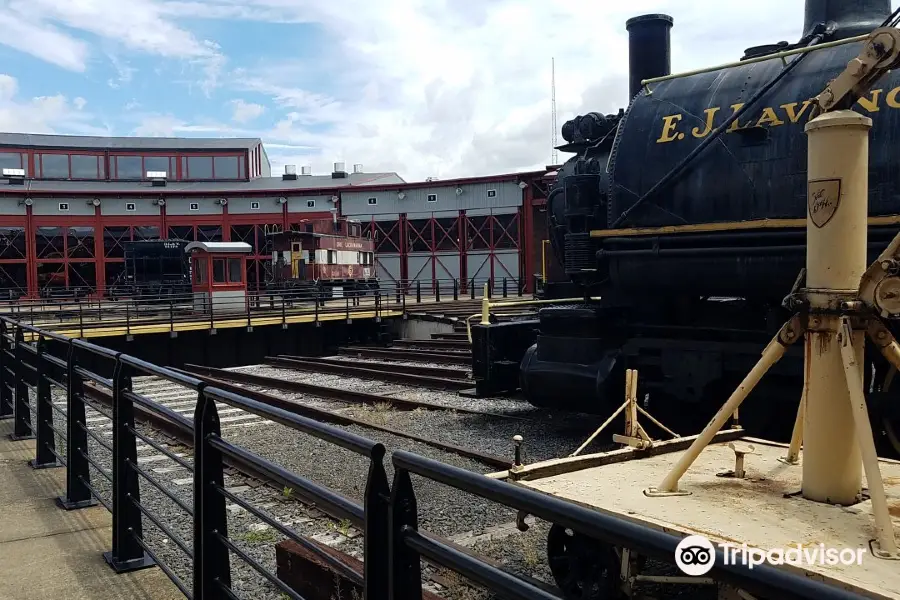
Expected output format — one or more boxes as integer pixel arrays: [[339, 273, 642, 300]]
[[0, 0, 896, 181]]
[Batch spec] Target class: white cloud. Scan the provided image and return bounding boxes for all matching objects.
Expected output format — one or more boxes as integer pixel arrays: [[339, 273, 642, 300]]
[[229, 99, 266, 123], [0, 74, 106, 135], [206, 0, 813, 180], [1, 0, 225, 93]]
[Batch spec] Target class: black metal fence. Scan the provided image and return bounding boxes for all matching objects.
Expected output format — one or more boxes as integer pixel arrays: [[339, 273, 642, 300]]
[[0, 315, 865, 600], [0, 276, 525, 337]]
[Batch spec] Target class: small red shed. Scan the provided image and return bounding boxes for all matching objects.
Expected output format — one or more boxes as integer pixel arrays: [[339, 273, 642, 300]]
[[185, 241, 253, 313]]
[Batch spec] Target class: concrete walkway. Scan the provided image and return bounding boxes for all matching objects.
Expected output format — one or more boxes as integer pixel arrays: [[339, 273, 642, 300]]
[[0, 420, 183, 600]]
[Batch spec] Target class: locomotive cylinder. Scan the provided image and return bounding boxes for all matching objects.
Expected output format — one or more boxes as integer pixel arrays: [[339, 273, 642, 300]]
[[625, 14, 673, 99], [801, 110, 871, 505]]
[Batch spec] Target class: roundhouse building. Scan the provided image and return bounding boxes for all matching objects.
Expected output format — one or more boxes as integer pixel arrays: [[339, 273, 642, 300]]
[[0, 132, 551, 298]]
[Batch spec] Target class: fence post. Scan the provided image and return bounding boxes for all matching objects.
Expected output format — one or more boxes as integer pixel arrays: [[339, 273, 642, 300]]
[[389, 467, 422, 600], [56, 341, 97, 510], [0, 321, 11, 420], [502, 278, 508, 298], [470, 278, 476, 300], [435, 280, 441, 303], [10, 326, 34, 441], [193, 389, 231, 597], [487, 278, 493, 299], [364, 447, 391, 600], [30, 335, 60, 469], [453, 279, 458, 302], [416, 280, 421, 303], [169, 299, 175, 334], [106, 357, 154, 573], [518, 277, 524, 297]]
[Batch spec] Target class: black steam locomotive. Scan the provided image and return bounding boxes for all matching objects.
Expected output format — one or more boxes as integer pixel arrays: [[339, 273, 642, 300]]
[[476, 1, 900, 453]]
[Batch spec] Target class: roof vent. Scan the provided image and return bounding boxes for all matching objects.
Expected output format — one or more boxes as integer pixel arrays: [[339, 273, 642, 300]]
[[332, 161, 348, 179], [283, 165, 298, 181], [3, 167, 26, 185], [300, 165, 312, 176], [353, 163, 363, 174]]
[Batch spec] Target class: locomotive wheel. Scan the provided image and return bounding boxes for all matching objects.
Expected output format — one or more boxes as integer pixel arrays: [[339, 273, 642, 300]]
[[546, 524, 624, 600]]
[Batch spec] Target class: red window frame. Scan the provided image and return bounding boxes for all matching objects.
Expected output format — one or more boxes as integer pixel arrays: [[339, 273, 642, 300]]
[[35, 150, 105, 180]]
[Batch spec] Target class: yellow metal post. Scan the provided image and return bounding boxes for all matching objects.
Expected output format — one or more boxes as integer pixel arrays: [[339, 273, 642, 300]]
[[800, 110, 871, 506], [480, 283, 490, 325]]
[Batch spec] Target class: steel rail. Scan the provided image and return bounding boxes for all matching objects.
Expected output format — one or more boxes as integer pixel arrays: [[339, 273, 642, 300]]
[[179, 369, 514, 469], [180, 364, 511, 419], [338, 346, 472, 366], [277, 355, 470, 379], [263, 356, 471, 391]]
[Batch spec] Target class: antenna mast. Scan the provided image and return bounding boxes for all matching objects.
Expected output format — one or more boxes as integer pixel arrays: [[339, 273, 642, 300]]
[[551, 57, 558, 165]]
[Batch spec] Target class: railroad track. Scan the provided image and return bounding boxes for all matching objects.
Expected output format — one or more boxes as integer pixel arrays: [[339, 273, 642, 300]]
[[38, 360, 586, 599], [263, 355, 471, 391], [338, 346, 471, 366]]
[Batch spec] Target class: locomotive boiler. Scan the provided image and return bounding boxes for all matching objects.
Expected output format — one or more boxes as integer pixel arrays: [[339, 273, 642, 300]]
[[518, 0, 900, 450]]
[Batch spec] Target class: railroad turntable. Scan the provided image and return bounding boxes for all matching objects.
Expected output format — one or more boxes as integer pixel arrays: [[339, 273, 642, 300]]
[[495, 11, 900, 600]]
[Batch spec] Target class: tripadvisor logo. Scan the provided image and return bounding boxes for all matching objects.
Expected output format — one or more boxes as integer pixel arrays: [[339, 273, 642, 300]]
[[674, 535, 867, 576]]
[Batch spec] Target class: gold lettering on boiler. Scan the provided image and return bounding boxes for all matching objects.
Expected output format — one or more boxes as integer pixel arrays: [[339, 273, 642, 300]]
[[808, 178, 841, 229], [655, 89, 889, 144]]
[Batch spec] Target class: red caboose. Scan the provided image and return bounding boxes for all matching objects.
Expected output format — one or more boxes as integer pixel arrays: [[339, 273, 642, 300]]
[[265, 217, 377, 297]]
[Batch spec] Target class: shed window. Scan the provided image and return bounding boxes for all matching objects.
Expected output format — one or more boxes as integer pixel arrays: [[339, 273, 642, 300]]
[[212, 258, 226, 283], [125, 202, 136, 212], [427, 194, 437, 202], [115, 156, 142, 179], [189, 202, 199, 211], [227, 258, 242, 283], [367, 197, 377, 205], [70, 155, 100, 179], [0, 152, 25, 175], [58, 202, 69, 212], [328, 250, 336, 264], [187, 156, 213, 179], [214, 156, 240, 179], [194, 258, 208, 284], [487, 189, 497, 198], [250, 201, 260, 210], [40, 154, 69, 178]]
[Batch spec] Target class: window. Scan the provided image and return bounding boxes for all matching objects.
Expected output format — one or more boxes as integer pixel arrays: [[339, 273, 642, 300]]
[[115, 156, 142, 179], [227, 258, 242, 283], [187, 156, 213, 179], [70, 155, 100, 179], [125, 202, 136, 212], [238, 155, 246, 179], [40, 154, 69, 178], [212, 258, 226, 283], [194, 257, 208, 284], [189, 202, 199, 211], [250, 201, 260, 210], [58, 202, 69, 212], [487, 189, 497, 198], [213, 156, 239, 179], [327, 250, 336, 264], [0, 152, 25, 175], [306, 200, 315, 208], [144, 156, 170, 176], [367, 197, 377, 205], [427, 193, 437, 202]]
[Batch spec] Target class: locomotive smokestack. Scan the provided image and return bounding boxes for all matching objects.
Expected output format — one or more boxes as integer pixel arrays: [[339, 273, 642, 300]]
[[626, 14, 674, 100], [803, 0, 890, 40]]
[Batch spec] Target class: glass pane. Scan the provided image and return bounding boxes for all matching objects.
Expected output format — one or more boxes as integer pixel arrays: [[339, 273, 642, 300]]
[[116, 156, 142, 179], [228, 258, 242, 283], [40, 154, 69, 178], [238, 155, 245, 179], [194, 258, 207, 283], [212, 258, 226, 283], [99, 158, 106, 179], [187, 156, 213, 179], [213, 156, 239, 179], [70, 155, 98, 179], [0, 152, 23, 172], [144, 156, 170, 176]]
